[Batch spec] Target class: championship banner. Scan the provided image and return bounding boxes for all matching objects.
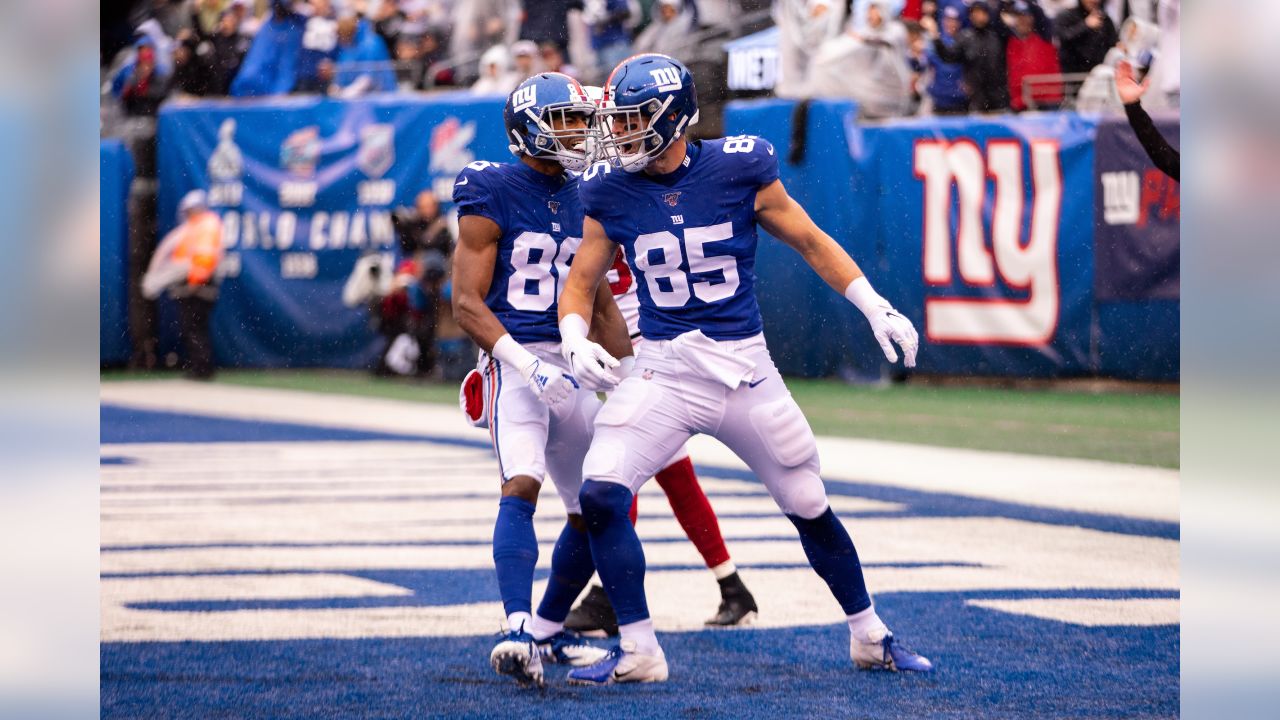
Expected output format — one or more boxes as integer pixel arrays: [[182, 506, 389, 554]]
[[156, 94, 508, 368], [853, 113, 1100, 377], [1093, 114, 1180, 301], [101, 139, 134, 365]]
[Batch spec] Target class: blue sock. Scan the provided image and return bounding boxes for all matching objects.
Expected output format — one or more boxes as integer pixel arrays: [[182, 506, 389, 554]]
[[492, 496, 538, 618], [579, 480, 649, 624], [787, 507, 872, 615], [535, 520, 597, 624]]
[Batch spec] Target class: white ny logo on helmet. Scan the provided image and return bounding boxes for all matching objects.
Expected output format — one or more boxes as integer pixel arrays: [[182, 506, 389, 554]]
[[649, 67, 682, 92], [511, 85, 538, 112]]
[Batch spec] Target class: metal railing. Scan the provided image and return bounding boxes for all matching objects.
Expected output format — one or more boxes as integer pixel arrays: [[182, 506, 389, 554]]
[[1021, 72, 1092, 111]]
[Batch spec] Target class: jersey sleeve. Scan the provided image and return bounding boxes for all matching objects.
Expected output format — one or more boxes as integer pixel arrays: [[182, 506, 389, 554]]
[[577, 161, 612, 219], [451, 164, 503, 227], [743, 136, 780, 187], [717, 135, 779, 188]]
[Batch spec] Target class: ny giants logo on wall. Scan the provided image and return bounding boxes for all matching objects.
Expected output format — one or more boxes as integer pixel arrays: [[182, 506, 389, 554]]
[[913, 139, 1063, 346]]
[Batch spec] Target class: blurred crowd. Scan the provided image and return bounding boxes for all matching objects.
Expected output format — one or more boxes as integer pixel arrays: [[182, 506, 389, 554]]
[[102, 0, 739, 115], [780, 0, 1179, 117], [102, 0, 1177, 119]]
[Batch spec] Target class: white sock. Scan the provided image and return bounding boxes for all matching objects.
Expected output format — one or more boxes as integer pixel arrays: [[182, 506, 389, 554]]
[[710, 560, 737, 580], [529, 613, 563, 642], [846, 606, 887, 643], [507, 611, 533, 635], [618, 618, 663, 657]]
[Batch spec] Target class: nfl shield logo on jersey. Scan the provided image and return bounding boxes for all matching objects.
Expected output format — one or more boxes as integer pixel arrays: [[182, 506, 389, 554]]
[[663, 191, 681, 207], [357, 124, 395, 179], [548, 200, 560, 214]]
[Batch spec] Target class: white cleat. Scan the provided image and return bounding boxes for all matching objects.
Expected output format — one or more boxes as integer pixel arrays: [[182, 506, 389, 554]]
[[490, 630, 545, 687], [851, 626, 935, 673], [566, 640, 669, 685]]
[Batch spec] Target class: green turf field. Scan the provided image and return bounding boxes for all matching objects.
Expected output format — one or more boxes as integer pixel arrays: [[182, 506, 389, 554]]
[[101, 370, 1179, 468]]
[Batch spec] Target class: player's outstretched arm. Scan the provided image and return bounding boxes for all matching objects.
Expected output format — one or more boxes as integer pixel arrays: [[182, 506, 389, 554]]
[[452, 214, 576, 406], [755, 179, 919, 367], [558, 215, 627, 389]]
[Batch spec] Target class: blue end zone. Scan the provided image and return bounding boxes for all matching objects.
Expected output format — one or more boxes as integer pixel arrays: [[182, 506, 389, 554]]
[[101, 590, 1178, 719], [101, 404, 471, 446], [100, 404, 1178, 718]]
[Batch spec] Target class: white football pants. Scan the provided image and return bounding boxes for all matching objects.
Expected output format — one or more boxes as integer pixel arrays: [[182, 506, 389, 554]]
[[478, 342, 601, 514], [583, 333, 829, 520]]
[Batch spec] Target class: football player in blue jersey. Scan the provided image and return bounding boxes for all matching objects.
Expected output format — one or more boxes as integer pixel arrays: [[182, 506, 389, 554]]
[[555, 55, 934, 684], [450, 72, 634, 687]]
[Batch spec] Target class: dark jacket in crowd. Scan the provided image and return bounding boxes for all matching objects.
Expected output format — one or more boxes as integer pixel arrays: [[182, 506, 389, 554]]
[[519, 0, 584, 52], [392, 207, 453, 281], [934, 18, 1009, 111], [1054, 1, 1119, 74], [933, 1, 1053, 113]]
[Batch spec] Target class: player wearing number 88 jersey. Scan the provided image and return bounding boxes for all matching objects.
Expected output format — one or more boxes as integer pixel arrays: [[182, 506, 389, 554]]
[[450, 73, 631, 687], [559, 54, 931, 685]]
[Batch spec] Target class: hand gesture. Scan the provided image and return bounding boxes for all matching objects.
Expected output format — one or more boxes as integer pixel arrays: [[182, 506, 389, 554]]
[[1115, 59, 1150, 105]]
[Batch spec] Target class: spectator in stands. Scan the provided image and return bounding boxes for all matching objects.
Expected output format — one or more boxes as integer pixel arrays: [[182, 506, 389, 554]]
[[393, 21, 427, 89], [392, 190, 455, 376], [231, 0, 307, 96], [510, 40, 541, 82], [190, 0, 230, 39], [149, 0, 194, 39], [585, 0, 633, 75], [774, 0, 845, 99], [805, 0, 912, 117], [905, 21, 929, 113], [539, 41, 581, 79], [934, 0, 971, 27], [142, 190, 225, 380], [119, 44, 172, 115], [1006, 1, 1063, 111], [520, 0, 583, 55], [917, 0, 939, 35], [451, 0, 522, 78], [634, 0, 697, 58], [172, 7, 253, 96], [471, 44, 518, 94], [1054, 0, 1119, 75], [1152, 0, 1177, 106], [923, 6, 968, 114], [294, 0, 341, 93], [932, 0, 1009, 112], [331, 12, 398, 95]]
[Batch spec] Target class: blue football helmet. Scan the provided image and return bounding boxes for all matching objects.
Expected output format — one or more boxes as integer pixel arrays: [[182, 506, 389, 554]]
[[597, 54, 699, 173], [504, 72, 597, 172]]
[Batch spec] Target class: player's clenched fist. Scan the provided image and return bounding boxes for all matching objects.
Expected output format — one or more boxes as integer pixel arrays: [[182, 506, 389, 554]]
[[844, 276, 919, 368], [559, 314, 623, 391]]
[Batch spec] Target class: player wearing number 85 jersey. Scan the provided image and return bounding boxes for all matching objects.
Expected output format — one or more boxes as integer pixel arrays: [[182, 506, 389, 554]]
[[558, 54, 931, 685], [450, 72, 633, 687]]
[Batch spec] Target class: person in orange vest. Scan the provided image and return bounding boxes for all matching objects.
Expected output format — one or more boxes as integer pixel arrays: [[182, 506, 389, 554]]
[[142, 190, 225, 379]]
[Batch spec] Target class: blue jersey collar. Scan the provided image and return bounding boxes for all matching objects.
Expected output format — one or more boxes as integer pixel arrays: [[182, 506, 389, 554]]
[[514, 158, 569, 191], [642, 140, 701, 186]]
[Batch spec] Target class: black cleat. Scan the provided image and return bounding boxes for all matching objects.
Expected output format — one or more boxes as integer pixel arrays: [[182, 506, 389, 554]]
[[706, 571, 759, 627], [564, 585, 619, 638]]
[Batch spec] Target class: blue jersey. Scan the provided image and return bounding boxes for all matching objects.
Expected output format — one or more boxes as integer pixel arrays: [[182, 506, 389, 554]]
[[579, 136, 780, 341], [453, 160, 584, 344]]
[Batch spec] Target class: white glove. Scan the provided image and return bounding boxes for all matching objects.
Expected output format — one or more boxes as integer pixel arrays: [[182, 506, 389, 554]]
[[844, 277, 919, 368], [492, 334, 579, 407], [559, 314, 623, 391]]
